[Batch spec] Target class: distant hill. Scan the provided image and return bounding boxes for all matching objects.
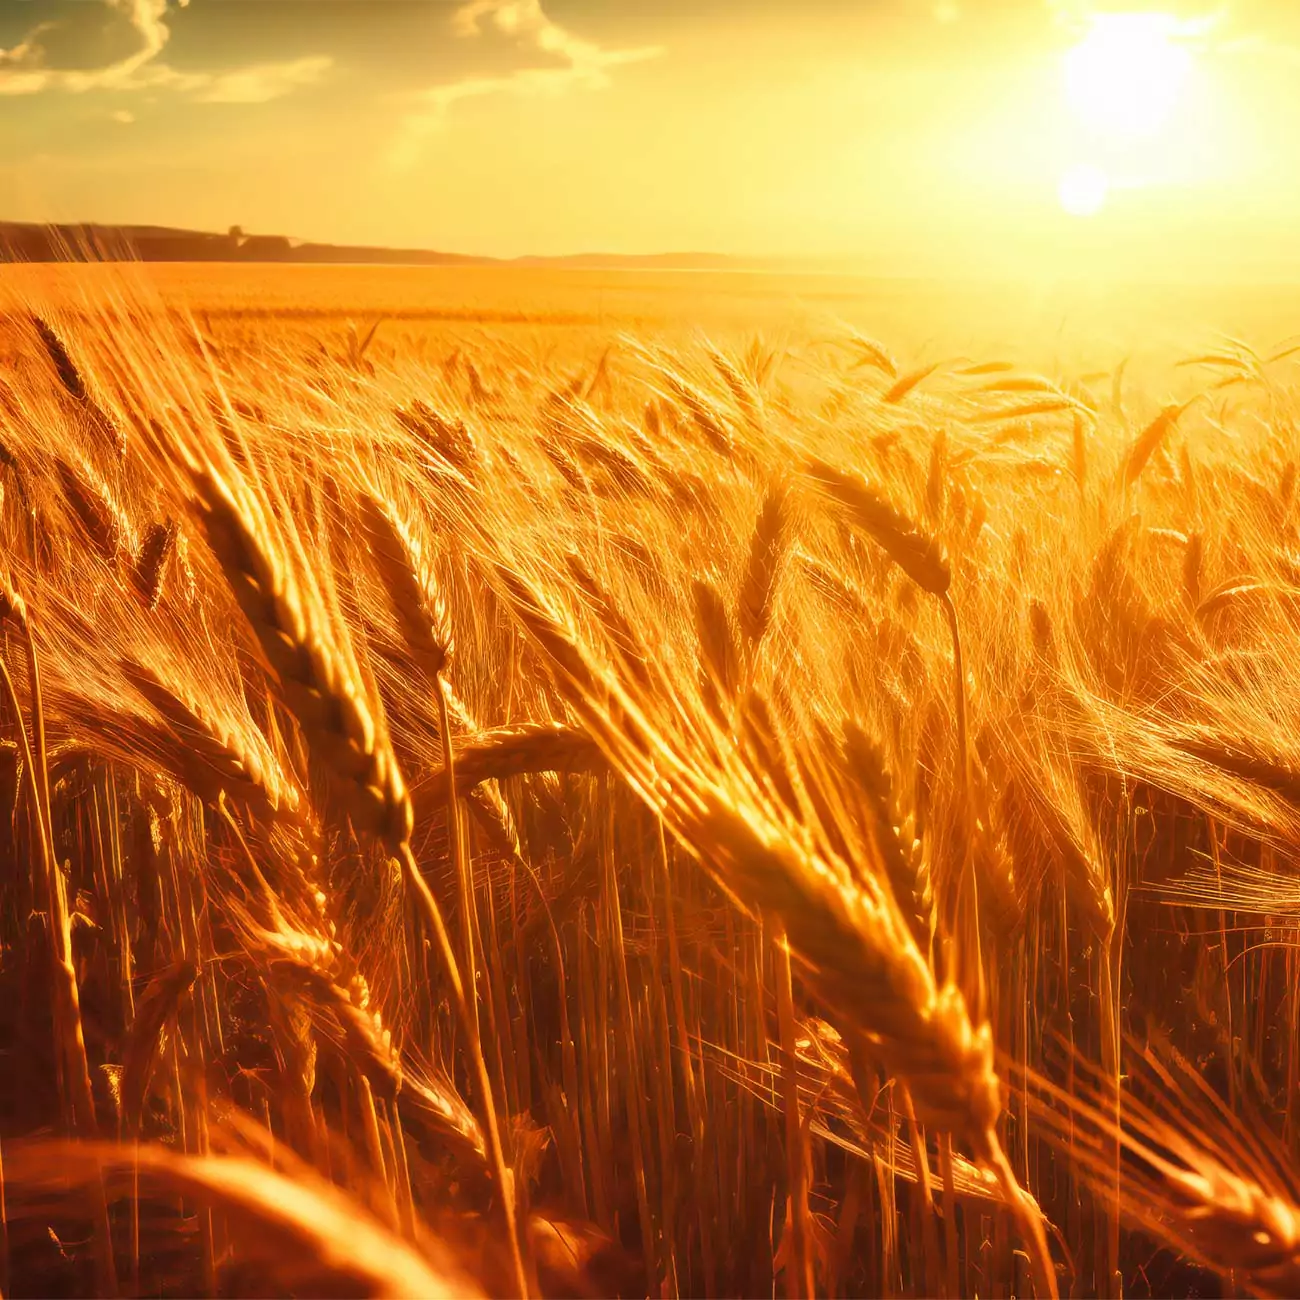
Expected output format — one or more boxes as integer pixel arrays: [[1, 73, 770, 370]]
[[0, 222, 755, 271]]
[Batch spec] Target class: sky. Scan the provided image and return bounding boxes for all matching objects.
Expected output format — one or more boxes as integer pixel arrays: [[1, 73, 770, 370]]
[[3, 0, 1300, 277]]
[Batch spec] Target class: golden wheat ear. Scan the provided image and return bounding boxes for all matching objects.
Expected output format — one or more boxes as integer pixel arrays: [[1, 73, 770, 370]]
[[30, 313, 127, 455], [842, 720, 936, 961], [693, 575, 740, 718], [191, 465, 413, 846], [359, 486, 455, 676], [1122, 400, 1190, 487], [805, 457, 950, 595], [134, 518, 178, 608], [430, 721, 602, 793], [738, 479, 792, 659], [805, 453, 971, 844], [120, 655, 308, 828]]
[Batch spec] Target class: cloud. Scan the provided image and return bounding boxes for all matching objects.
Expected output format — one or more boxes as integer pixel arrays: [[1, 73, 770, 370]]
[[392, 0, 662, 167], [452, 0, 654, 72], [0, 0, 178, 94], [194, 56, 333, 104], [0, 0, 331, 102]]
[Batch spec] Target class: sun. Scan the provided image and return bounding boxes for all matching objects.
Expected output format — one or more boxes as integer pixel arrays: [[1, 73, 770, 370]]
[[1064, 12, 1197, 140], [1058, 163, 1110, 216]]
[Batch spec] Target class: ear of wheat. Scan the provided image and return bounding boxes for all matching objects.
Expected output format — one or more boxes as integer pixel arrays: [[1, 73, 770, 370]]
[[738, 481, 792, 655], [360, 487, 455, 676], [192, 465, 413, 847], [806, 457, 950, 596]]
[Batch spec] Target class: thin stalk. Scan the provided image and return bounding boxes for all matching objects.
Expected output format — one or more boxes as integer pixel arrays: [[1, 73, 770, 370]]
[[396, 838, 529, 1296], [900, 1088, 942, 1298], [942, 589, 986, 1022], [658, 821, 716, 1293], [988, 1140, 1056, 1299], [0, 1135, 8, 1299], [1098, 937, 1121, 1297], [775, 933, 814, 1299], [357, 1074, 389, 1188], [937, 1133, 960, 1299], [436, 672, 479, 1042], [602, 795, 656, 1289], [940, 591, 969, 814], [0, 636, 118, 1296]]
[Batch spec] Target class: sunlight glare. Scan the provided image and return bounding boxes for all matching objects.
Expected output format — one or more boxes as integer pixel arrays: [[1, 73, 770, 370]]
[[1064, 13, 1196, 139], [1058, 163, 1109, 216]]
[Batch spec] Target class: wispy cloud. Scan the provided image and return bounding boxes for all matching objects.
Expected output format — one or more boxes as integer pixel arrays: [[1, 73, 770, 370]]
[[193, 57, 334, 105], [0, 0, 331, 102], [391, 0, 663, 167]]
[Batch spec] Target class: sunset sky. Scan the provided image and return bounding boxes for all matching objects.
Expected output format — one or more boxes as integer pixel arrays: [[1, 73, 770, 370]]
[[3, 0, 1300, 276]]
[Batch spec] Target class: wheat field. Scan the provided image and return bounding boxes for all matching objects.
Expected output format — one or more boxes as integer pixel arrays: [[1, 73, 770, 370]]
[[0, 262, 1297, 1298]]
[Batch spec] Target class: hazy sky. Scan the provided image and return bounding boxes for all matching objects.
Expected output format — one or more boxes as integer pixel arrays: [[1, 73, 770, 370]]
[[3, 0, 1300, 275]]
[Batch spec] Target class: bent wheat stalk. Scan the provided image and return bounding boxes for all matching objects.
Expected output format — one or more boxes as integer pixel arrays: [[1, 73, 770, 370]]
[[497, 564, 1057, 1297], [190, 465, 530, 1296]]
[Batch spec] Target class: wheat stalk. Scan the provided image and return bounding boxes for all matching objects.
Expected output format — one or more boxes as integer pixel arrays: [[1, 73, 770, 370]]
[[190, 462, 529, 1295], [497, 564, 1056, 1294]]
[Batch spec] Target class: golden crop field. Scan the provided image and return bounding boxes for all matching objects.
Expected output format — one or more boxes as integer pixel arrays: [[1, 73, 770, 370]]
[[1, 260, 1299, 1299]]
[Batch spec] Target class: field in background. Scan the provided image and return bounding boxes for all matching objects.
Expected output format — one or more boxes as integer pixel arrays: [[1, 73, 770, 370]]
[[12, 260, 1300, 383], [0, 261, 1297, 1297]]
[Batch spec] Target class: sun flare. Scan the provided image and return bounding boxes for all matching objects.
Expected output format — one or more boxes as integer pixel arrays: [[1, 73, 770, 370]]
[[1064, 12, 1197, 140], [1058, 162, 1110, 216]]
